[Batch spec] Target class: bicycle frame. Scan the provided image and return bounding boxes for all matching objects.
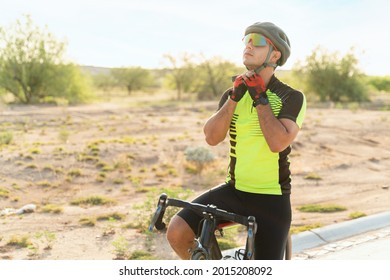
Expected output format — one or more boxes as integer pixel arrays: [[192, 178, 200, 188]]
[[149, 193, 258, 260]]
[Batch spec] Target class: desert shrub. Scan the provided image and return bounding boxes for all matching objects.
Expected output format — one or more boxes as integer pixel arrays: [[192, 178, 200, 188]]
[[216, 225, 241, 250], [128, 250, 156, 260], [33, 231, 56, 250], [184, 146, 215, 174], [58, 129, 70, 143], [41, 204, 63, 214], [130, 187, 193, 233], [290, 223, 322, 234], [67, 169, 82, 177], [0, 187, 10, 198], [79, 217, 96, 227], [349, 211, 367, 219], [70, 195, 116, 206], [0, 131, 13, 145], [97, 212, 126, 221], [304, 172, 322, 180], [297, 204, 347, 213], [7, 235, 32, 248], [112, 236, 130, 260]]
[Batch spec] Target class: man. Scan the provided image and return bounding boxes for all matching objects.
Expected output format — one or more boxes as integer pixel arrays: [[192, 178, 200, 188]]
[[166, 22, 306, 259]]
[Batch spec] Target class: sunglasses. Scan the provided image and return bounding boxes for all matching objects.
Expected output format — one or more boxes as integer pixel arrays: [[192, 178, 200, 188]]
[[243, 33, 277, 50]]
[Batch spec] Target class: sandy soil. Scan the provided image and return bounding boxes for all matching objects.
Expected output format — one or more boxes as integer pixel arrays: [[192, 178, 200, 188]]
[[0, 97, 389, 260]]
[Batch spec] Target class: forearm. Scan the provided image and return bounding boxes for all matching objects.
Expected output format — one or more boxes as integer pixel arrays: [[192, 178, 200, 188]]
[[203, 99, 237, 146], [255, 104, 298, 152]]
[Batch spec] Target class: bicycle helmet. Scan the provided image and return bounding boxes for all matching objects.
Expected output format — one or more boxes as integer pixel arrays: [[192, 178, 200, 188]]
[[245, 22, 291, 66]]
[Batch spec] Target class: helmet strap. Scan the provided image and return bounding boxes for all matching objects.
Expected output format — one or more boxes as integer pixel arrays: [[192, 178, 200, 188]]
[[253, 45, 278, 74]]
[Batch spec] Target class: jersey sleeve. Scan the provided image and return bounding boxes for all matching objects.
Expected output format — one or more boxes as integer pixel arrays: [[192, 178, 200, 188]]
[[278, 91, 306, 128]]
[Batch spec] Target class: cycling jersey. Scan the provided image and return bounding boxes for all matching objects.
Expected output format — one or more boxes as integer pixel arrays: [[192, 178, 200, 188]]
[[219, 75, 306, 195]]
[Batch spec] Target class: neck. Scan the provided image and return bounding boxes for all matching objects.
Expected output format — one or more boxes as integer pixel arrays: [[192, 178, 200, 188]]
[[256, 66, 274, 87]]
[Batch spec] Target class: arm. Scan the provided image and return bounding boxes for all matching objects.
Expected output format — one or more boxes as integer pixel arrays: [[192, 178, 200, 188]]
[[243, 72, 301, 152], [203, 99, 237, 146], [255, 104, 300, 152], [204, 76, 247, 146]]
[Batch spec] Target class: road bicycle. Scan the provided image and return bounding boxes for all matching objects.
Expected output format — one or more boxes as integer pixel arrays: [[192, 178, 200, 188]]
[[149, 193, 292, 260]]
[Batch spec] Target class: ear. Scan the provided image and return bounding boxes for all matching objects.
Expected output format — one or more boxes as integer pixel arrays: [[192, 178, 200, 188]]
[[272, 50, 281, 63]]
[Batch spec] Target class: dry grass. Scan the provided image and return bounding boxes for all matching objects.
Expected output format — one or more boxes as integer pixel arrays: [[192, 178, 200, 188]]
[[0, 92, 390, 260]]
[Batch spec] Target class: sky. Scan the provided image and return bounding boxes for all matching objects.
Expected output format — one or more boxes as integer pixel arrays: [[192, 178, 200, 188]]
[[0, 0, 389, 76]]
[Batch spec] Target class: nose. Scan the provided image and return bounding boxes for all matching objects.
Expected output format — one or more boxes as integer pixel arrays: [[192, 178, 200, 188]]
[[245, 40, 254, 50]]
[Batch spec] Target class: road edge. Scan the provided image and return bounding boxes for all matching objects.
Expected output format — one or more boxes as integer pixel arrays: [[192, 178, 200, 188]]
[[292, 211, 390, 253]]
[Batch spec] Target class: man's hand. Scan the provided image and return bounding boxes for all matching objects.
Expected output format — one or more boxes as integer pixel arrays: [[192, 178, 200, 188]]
[[229, 75, 247, 102], [242, 72, 266, 103]]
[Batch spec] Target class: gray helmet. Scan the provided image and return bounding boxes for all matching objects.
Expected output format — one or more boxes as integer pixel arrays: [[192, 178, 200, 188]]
[[245, 22, 291, 66]]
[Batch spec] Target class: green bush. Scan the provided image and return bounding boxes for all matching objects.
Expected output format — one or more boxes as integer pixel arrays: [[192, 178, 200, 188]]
[[367, 76, 390, 92], [293, 47, 368, 102], [0, 15, 93, 104], [0, 131, 13, 145]]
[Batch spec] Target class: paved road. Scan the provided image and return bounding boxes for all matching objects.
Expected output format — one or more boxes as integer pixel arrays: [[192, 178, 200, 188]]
[[293, 225, 390, 259]]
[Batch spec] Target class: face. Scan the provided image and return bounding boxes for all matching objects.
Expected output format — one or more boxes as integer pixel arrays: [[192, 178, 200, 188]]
[[242, 41, 270, 70], [242, 33, 280, 70]]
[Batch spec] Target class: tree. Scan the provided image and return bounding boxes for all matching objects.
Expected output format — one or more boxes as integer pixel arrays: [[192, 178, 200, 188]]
[[294, 47, 368, 102], [111, 67, 153, 94], [91, 72, 116, 93], [367, 76, 390, 92], [0, 15, 91, 104], [195, 56, 243, 100], [163, 53, 196, 100], [45, 63, 93, 104]]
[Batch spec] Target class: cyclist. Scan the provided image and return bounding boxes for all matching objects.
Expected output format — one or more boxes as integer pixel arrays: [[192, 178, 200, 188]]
[[166, 22, 306, 259]]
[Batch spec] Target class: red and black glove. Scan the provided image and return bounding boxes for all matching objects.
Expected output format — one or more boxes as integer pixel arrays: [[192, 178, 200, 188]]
[[242, 73, 267, 106], [229, 75, 247, 102]]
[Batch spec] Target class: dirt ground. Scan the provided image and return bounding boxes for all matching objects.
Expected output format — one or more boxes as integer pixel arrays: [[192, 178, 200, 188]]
[[0, 95, 390, 260]]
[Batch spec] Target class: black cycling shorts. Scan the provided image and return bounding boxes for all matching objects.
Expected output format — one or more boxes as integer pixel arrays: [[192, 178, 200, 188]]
[[176, 182, 291, 260]]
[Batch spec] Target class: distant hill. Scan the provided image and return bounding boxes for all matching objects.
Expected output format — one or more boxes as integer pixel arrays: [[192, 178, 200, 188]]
[[80, 65, 111, 76], [80, 65, 171, 78]]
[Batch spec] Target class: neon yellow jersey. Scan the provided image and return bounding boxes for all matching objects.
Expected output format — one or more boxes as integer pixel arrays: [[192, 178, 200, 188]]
[[220, 75, 306, 195]]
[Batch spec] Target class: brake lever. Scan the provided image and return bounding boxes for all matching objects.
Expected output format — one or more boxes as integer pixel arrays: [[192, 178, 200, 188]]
[[149, 193, 168, 231]]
